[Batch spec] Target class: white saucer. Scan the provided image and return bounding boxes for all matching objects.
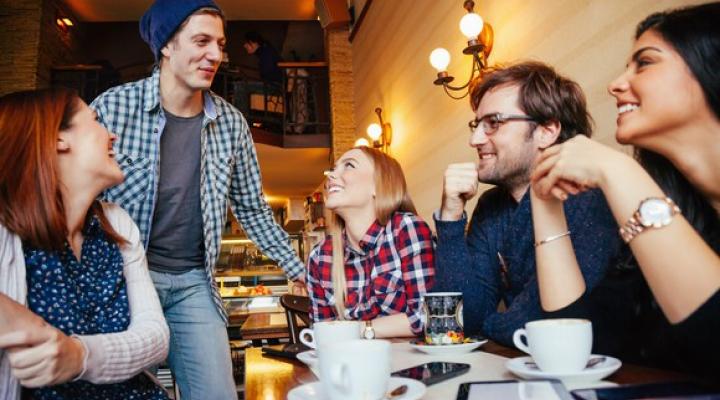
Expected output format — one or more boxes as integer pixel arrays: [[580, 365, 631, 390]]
[[505, 354, 622, 383], [296, 350, 320, 377], [296, 350, 318, 368], [409, 339, 488, 355], [287, 376, 426, 400]]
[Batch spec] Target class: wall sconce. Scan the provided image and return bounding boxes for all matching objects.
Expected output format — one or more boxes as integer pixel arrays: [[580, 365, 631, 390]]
[[429, 0, 494, 100], [354, 107, 392, 153], [56, 14, 75, 31]]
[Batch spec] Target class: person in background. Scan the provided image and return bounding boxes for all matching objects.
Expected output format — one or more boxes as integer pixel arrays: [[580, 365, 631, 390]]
[[531, 2, 720, 377], [234, 31, 285, 121], [0, 88, 169, 399], [90, 1, 305, 398], [306, 147, 435, 339], [432, 61, 622, 346], [243, 31, 283, 85]]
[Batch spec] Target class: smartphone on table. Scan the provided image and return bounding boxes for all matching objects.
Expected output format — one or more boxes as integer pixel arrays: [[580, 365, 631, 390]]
[[456, 379, 574, 400], [261, 342, 311, 360], [391, 362, 470, 386]]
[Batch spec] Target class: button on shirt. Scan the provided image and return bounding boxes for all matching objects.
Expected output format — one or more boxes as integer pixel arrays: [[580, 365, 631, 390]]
[[306, 212, 435, 334]]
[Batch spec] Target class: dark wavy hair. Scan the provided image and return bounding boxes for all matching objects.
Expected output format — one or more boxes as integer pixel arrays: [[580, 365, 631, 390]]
[[634, 2, 720, 252], [469, 61, 594, 144]]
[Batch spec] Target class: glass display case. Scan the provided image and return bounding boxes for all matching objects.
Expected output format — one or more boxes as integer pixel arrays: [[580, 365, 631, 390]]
[[216, 233, 303, 327]]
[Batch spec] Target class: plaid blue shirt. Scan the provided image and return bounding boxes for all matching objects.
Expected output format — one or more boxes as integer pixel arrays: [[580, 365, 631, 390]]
[[90, 68, 305, 323]]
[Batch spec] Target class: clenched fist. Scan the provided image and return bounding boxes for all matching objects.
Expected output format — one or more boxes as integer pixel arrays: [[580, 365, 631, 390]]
[[440, 162, 479, 221]]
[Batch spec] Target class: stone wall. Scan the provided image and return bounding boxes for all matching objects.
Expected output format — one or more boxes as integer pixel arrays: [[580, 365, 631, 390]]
[[0, 0, 82, 96], [325, 28, 356, 162], [0, 0, 42, 95]]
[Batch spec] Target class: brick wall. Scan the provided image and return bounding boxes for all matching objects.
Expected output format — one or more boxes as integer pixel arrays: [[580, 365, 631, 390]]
[[325, 28, 356, 162], [0, 0, 82, 96], [37, 0, 82, 89], [0, 0, 42, 95]]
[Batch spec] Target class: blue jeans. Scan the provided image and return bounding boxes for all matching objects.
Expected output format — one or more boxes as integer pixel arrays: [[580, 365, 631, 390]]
[[150, 269, 237, 400]]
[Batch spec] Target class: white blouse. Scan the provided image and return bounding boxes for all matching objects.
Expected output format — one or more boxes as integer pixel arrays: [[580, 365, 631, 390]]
[[0, 202, 169, 399]]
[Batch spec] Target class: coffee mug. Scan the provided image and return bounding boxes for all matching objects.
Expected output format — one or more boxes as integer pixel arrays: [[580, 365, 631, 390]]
[[512, 318, 592, 373], [319, 339, 391, 400], [422, 292, 464, 344], [299, 320, 361, 350]]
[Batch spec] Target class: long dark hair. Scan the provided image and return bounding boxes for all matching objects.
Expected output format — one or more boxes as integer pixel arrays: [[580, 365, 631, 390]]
[[634, 2, 720, 252]]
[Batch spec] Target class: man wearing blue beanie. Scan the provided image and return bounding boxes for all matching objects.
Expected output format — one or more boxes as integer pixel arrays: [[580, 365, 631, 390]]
[[90, 1, 306, 399]]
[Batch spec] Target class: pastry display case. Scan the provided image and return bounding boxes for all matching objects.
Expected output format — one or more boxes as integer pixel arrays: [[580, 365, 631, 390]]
[[216, 233, 303, 327]]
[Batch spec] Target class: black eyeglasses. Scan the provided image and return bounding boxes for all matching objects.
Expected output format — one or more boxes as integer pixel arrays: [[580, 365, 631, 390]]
[[468, 113, 537, 135]]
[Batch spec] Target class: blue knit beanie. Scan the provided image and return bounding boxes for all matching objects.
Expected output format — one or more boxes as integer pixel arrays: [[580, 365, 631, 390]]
[[139, 0, 222, 60]]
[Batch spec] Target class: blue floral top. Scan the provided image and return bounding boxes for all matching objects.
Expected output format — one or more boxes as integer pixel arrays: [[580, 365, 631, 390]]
[[23, 213, 167, 399]]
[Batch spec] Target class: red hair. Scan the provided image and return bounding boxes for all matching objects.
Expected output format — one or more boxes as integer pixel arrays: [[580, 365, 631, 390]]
[[0, 88, 125, 250]]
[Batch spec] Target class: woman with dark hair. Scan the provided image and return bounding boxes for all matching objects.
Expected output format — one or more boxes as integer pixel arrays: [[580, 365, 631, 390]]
[[529, 2, 720, 376], [0, 88, 169, 399], [306, 147, 435, 338]]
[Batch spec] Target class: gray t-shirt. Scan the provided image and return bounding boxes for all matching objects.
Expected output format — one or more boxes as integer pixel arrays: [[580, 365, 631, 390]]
[[147, 109, 205, 273]]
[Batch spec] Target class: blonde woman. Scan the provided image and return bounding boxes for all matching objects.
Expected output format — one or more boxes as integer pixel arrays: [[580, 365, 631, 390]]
[[306, 147, 435, 338]]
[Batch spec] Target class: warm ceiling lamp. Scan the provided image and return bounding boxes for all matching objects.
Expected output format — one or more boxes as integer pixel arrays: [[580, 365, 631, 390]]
[[355, 107, 392, 153], [429, 0, 494, 99]]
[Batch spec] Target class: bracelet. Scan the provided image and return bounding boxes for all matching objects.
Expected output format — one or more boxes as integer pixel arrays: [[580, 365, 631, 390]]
[[70, 334, 89, 382], [534, 231, 571, 247]]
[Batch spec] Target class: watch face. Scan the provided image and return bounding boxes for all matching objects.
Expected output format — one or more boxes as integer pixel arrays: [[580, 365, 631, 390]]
[[364, 327, 375, 340], [639, 198, 673, 227]]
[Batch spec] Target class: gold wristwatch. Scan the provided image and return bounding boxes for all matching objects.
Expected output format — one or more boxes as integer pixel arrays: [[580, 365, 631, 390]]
[[619, 197, 680, 243]]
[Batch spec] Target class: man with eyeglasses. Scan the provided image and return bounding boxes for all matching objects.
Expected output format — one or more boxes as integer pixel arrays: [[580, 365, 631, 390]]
[[432, 61, 622, 347]]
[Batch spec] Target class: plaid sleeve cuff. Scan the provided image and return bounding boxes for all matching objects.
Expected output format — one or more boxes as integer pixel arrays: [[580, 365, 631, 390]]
[[406, 305, 425, 334], [282, 258, 305, 281]]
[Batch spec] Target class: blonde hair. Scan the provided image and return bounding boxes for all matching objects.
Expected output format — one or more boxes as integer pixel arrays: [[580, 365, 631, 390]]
[[328, 147, 417, 318]]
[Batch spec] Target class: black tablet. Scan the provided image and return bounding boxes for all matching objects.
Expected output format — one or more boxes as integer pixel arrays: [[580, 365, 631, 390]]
[[571, 382, 720, 400], [457, 379, 574, 400]]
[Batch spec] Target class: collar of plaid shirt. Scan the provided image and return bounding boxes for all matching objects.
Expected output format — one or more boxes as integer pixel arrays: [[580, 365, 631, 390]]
[[346, 219, 383, 255]]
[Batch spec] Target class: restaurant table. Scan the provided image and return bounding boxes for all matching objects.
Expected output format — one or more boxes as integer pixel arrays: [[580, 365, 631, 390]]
[[240, 312, 290, 346], [243, 339, 692, 400]]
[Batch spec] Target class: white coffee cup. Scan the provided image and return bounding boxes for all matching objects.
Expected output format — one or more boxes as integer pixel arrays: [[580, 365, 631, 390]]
[[319, 339, 391, 400], [299, 320, 361, 350], [512, 318, 592, 373]]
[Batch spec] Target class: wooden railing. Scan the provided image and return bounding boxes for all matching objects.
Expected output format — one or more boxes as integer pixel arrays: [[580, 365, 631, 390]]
[[214, 62, 331, 148]]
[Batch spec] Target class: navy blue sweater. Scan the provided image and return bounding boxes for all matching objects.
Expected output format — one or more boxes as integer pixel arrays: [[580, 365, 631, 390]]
[[434, 187, 622, 346]]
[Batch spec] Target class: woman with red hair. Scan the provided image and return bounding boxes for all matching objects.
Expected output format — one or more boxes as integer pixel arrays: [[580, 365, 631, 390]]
[[0, 88, 169, 399]]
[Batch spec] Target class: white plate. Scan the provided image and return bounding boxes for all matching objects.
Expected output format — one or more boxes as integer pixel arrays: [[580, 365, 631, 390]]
[[506, 354, 622, 383], [287, 376, 426, 400], [409, 339, 488, 355]]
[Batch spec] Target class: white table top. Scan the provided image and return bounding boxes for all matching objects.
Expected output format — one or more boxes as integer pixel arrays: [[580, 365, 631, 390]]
[[304, 342, 611, 399]]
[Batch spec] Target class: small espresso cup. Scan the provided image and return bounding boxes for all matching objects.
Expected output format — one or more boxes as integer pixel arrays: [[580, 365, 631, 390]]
[[299, 320, 361, 350], [422, 292, 464, 344], [512, 318, 592, 373], [319, 339, 391, 400]]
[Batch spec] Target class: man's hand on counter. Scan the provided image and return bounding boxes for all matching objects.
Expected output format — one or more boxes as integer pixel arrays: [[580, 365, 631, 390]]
[[290, 280, 308, 296]]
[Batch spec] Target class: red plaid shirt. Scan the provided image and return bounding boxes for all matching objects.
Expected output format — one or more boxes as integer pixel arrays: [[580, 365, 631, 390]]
[[306, 212, 435, 334]]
